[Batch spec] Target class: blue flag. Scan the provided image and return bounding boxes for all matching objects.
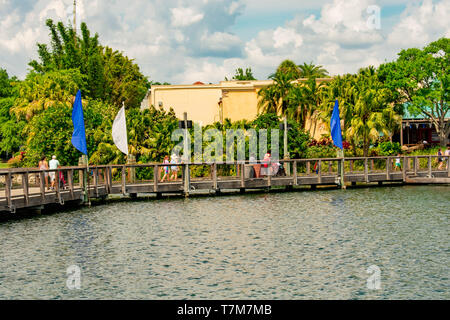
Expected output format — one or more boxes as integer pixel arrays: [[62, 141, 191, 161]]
[[71, 90, 88, 155], [330, 99, 343, 150]]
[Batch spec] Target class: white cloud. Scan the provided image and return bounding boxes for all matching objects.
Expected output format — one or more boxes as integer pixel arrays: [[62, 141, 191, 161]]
[[273, 27, 303, 48], [387, 0, 450, 47], [171, 7, 204, 27], [0, 0, 448, 85]]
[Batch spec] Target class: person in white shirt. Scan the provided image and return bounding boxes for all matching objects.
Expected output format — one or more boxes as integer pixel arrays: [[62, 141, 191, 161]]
[[445, 147, 450, 170], [49, 155, 61, 190]]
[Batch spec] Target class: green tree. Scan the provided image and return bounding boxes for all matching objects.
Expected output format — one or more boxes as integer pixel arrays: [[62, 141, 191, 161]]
[[29, 19, 149, 109], [226, 67, 256, 81], [269, 60, 301, 80], [298, 62, 329, 78], [258, 71, 296, 117], [346, 67, 390, 157], [379, 37, 449, 146]]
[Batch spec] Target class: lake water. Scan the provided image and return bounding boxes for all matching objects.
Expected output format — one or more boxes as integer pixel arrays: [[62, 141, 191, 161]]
[[0, 185, 448, 299]]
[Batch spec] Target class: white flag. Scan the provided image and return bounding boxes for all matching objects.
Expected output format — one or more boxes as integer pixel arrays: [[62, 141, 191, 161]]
[[112, 105, 128, 155]]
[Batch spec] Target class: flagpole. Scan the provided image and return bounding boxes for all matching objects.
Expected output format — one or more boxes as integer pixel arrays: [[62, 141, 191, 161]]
[[86, 155, 91, 207]]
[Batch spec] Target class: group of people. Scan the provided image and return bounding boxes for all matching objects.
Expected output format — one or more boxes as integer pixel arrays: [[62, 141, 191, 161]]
[[37, 155, 61, 190], [393, 147, 450, 171], [437, 147, 450, 170], [249, 150, 283, 178], [160, 153, 181, 182]]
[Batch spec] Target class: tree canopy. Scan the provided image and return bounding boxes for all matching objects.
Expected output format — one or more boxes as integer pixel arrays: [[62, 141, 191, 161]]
[[379, 37, 449, 146], [29, 19, 149, 109]]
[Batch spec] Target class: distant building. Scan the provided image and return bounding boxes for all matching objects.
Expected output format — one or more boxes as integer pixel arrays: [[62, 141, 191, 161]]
[[141, 79, 332, 140], [400, 110, 450, 146]]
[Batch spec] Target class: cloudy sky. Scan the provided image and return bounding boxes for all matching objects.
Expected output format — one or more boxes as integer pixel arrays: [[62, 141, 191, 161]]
[[0, 0, 449, 84]]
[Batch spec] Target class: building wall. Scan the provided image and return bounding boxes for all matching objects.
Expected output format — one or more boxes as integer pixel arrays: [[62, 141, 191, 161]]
[[222, 88, 259, 122], [146, 79, 332, 140], [150, 86, 222, 125]]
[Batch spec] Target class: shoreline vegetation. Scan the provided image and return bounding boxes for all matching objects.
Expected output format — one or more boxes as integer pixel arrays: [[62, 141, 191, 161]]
[[0, 20, 448, 170]]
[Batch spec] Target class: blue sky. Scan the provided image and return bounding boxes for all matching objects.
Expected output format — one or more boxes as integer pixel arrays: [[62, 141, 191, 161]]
[[0, 0, 448, 83]]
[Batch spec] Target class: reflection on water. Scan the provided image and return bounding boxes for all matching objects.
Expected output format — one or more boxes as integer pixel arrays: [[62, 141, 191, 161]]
[[0, 185, 448, 299]]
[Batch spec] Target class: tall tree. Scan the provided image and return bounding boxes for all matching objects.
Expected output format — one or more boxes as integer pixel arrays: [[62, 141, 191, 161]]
[[298, 62, 329, 78], [379, 37, 449, 146], [269, 60, 301, 80], [29, 19, 149, 109], [226, 67, 257, 81], [346, 67, 390, 157]]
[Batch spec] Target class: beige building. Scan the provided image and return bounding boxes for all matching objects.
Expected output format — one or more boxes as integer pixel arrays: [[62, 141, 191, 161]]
[[141, 79, 332, 139]]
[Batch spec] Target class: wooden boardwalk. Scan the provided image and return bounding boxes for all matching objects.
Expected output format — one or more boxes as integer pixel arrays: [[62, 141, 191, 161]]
[[1, 155, 449, 213]]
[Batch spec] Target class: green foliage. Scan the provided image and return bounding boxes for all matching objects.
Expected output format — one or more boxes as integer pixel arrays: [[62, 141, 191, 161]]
[[298, 62, 329, 78], [305, 145, 336, 159], [379, 37, 449, 146], [0, 97, 26, 154], [375, 142, 402, 156], [29, 19, 149, 109], [226, 67, 256, 81], [11, 69, 87, 120], [23, 101, 104, 167], [0, 68, 14, 97]]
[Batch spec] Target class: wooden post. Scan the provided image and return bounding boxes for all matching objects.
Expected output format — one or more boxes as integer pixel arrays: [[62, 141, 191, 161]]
[[328, 161, 332, 174], [240, 163, 245, 188], [402, 157, 407, 182], [341, 158, 346, 188], [127, 154, 136, 183], [386, 158, 390, 180], [267, 162, 272, 187], [364, 158, 368, 182], [306, 161, 311, 175], [107, 166, 113, 193], [121, 165, 126, 195], [5, 172, 12, 209], [39, 171, 45, 202], [22, 172, 29, 206], [184, 163, 190, 196], [68, 169, 74, 200], [183, 112, 190, 197], [56, 169, 62, 204], [154, 165, 159, 193], [93, 167, 99, 197], [293, 161, 298, 185], [447, 155, 450, 177], [350, 160, 353, 173], [370, 159, 374, 171], [318, 159, 322, 184], [213, 163, 218, 190], [413, 157, 417, 175], [428, 155, 432, 178]]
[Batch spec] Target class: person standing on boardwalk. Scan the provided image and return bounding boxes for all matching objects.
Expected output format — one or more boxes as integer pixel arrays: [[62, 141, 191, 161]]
[[161, 155, 170, 182], [445, 147, 450, 170], [49, 155, 61, 190], [170, 152, 180, 181], [395, 154, 402, 171], [38, 156, 49, 190], [437, 148, 444, 170], [262, 150, 271, 176]]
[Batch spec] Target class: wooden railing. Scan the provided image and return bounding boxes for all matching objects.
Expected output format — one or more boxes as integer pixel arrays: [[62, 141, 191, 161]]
[[1, 155, 449, 213]]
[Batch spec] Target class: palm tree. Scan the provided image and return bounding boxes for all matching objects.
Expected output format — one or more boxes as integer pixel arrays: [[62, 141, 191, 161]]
[[376, 105, 402, 143], [346, 67, 389, 157], [258, 71, 295, 117], [298, 62, 329, 78], [269, 60, 301, 80], [257, 85, 278, 114]]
